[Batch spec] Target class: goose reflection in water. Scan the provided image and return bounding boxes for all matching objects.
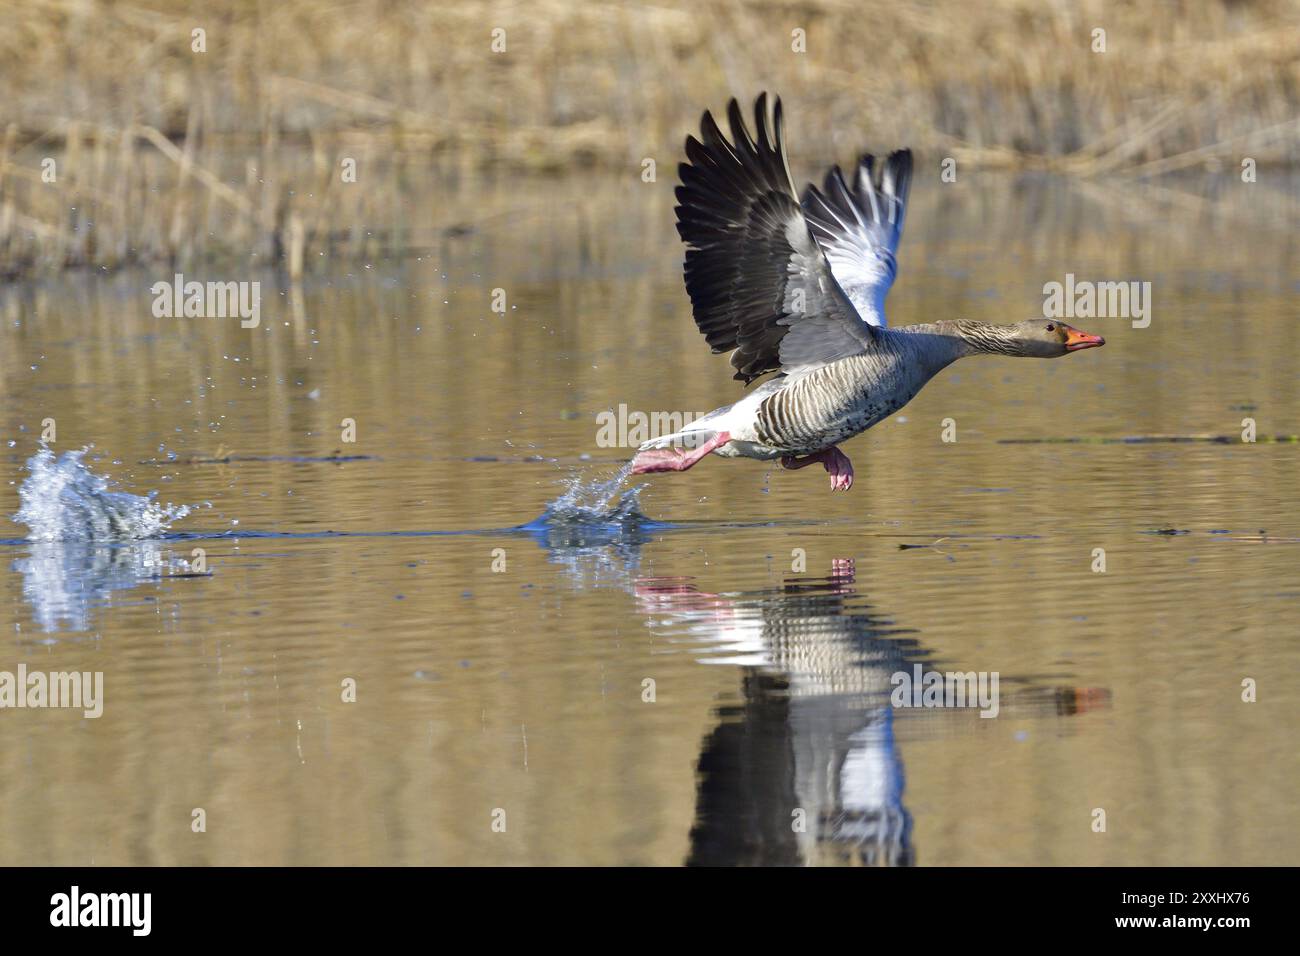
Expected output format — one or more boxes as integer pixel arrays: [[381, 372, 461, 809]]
[[635, 559, 1110, 866]]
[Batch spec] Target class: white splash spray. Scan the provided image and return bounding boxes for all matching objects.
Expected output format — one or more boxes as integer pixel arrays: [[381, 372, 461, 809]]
[[540, 460, 643, 526], [12, 446, 193, 541]]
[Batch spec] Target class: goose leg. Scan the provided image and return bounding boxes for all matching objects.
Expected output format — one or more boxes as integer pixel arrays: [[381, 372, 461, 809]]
[[780, 446, 855, 491], [631, 431, 732, 475]]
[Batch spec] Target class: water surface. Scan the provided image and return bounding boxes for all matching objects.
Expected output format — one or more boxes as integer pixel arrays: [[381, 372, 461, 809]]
[[1, 171, 1297, 865]]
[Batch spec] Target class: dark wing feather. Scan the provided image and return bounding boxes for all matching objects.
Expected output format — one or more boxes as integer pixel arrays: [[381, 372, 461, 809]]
[[675, 94, 878, 385], [800, 150, 912, 327]]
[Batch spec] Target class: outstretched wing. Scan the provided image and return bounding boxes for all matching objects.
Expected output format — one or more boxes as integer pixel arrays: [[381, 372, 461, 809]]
[[675, 94, 878, 385], [800, 150, 912, 328]]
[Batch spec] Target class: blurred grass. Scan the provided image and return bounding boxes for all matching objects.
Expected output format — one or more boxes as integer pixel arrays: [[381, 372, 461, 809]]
[[1, 0, 1298, 276]]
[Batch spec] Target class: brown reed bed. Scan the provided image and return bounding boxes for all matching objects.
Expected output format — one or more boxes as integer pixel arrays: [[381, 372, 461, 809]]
[[1, 0, 1297, 278]]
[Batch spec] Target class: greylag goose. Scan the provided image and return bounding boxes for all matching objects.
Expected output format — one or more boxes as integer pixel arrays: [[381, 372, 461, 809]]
[[630, 94, 1105, 490]]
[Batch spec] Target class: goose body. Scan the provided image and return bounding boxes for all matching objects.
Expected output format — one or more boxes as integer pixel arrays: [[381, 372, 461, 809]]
[[648, 327, 962, 462], [630, 94, 1104, 490]]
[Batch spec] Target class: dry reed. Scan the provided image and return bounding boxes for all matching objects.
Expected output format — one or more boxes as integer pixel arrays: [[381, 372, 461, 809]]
[[1, 0, 1297, 278]]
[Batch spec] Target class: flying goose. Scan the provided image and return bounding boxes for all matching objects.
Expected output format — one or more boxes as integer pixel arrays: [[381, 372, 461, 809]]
[[630, 94, 1105, 490]]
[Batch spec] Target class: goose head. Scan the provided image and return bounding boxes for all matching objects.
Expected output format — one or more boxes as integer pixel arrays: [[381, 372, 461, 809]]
[[1006, 320, 1105, 357], [949, 319, 1105, 358]]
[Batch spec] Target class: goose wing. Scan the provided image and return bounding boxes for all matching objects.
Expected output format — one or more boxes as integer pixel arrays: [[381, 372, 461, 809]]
[[675, 94, 878, 385], [801, 150, 912, 329]]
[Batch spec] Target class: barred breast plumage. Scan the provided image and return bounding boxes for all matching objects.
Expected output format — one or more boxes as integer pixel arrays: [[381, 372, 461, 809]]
[[753, 350, 923, 455]]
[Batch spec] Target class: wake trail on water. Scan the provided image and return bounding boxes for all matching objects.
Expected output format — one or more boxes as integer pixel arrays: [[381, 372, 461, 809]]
[[12, 445, 197, 542], [5, 447, 656, 547]]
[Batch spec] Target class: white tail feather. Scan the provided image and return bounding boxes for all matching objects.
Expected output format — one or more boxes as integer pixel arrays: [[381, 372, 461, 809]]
[[637, 426, 717, 453]]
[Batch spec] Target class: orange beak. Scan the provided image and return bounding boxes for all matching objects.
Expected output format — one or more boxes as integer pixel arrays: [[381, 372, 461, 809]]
[[1063, 325, 1105, 352]]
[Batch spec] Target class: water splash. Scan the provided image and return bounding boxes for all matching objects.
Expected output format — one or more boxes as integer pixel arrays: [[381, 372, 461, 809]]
[[532, 460, 645, 532], [12, 446, 193, 542], [514, 462, 656, 586]]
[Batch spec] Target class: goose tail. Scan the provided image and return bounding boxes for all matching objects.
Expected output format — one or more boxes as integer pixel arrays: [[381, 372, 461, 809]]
[[635, 403, 736, 452], [636, 425, 718, 453]]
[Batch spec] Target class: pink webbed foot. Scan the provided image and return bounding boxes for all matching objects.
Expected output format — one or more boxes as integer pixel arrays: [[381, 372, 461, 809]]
[[780, 446, 855, 491], [629, 447, 691, 473], [631, 431, 731, 475]]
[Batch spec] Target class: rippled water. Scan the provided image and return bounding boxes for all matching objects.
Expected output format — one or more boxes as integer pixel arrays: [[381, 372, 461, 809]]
[[1, 171, 1298, 865]]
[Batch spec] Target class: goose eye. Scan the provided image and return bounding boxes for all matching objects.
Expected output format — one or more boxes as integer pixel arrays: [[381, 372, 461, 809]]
[[1045, 324, 1055, 332]]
